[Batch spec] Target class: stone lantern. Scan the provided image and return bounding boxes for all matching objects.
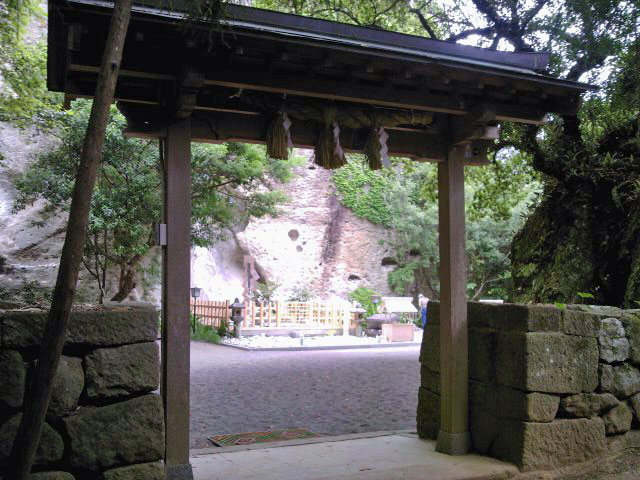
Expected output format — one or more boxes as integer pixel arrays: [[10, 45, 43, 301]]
[[229, 298, 245, 338]]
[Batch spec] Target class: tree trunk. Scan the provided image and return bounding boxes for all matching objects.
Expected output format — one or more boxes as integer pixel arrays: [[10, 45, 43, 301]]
[[511, 119, 640, 307], [8, 0, 133, 477], [110, 261, 138, 301]]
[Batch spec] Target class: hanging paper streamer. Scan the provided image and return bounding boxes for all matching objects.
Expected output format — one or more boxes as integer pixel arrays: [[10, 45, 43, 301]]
[[283, 112, 293, 149], [378, 126, 391, 168], [365, 126, 390, 170], [333, 121, 344, 160]]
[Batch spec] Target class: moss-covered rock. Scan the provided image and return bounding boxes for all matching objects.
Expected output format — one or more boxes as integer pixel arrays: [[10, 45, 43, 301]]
[[0, 414, 64, 467], [511, 161, 640, 309], [0, 350, 25, 411], [602, 402, 633, 435], [495, 332, 598, 393], [63, 394, 164, 472], [621, 312, 640, 365], [511, 188, 595, 305], [416, 386, 439, 440]]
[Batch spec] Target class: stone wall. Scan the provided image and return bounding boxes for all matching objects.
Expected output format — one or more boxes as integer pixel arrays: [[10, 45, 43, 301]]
[[0, 303, 165, 480], [417, 302, 640, 471]]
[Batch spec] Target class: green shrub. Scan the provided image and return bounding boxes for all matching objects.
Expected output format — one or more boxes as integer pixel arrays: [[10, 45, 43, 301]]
[[216, 322, 228, 337], [190, 316, 221, 344], [348, 286, 379, 317]]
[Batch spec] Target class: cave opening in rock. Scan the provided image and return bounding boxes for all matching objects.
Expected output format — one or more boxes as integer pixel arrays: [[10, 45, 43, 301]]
[[288, 229, 300, 241], [381, 257, 398, 267]]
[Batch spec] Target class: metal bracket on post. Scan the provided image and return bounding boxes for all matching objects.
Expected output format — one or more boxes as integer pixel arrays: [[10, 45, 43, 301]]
[[155, 223, 167, 246]]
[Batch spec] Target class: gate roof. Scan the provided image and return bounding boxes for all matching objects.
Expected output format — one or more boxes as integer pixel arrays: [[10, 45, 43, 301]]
[[48, 0, 593, 161]]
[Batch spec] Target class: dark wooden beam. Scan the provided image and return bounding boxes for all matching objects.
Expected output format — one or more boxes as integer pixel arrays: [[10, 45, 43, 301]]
[[201, 66, 549, 124], [174, 66, 205, 119], [122, 105, 448, 162], [161, 119, 193, 479], [450, 107, 500, 146], [436, 144, 470, 455], [66, 62, 550, 124], [123, 105, 495, 166]]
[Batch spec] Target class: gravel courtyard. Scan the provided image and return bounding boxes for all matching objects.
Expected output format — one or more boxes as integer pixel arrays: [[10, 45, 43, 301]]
[[189, 341, 421, 449]]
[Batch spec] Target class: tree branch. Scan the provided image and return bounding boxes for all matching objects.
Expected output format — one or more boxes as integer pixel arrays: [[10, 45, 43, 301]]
[[447, 26, 495, 42], [407, 4, 439, 39], [566, 53, 607, 81], [522, 0, 547, 29]]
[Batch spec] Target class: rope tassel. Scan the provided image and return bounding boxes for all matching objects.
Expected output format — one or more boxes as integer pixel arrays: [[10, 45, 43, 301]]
[[314, 108, 345, 169], [266, 112, 292, 160]]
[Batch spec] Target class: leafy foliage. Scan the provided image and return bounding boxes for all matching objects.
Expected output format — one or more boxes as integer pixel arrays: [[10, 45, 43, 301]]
[[348, 286, 379, 317], [190, 315, 222, 344], [251, 280, 281, 302], [12, 100, 298, 302], [253, 0, 442, 37], [288, 285, 316, 301], [332, 156, 394, 226], [0, 2, 62, 126], [335, 156, 538, 300]]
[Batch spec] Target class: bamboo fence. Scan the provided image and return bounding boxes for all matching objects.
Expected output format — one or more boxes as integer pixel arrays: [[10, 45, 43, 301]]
[[190, 299, 351, 330]]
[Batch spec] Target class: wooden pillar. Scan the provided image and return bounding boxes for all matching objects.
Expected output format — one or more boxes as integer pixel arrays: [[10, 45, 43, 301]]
[[436, 145, 470, 455], [161, 118, 194, 479]]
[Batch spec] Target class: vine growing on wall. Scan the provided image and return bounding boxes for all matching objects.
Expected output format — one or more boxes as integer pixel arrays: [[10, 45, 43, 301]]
[[332, 156, 393, 227], [332, 155, 538, 301]]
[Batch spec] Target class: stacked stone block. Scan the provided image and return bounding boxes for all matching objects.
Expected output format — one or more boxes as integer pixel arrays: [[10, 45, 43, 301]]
[[0, 304, 164, 480], [417, 302, 640, 471]]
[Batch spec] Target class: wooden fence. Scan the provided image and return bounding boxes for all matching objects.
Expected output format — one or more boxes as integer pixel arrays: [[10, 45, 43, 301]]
[[190, 299, 351, 330], [190, 300, 230, 328]]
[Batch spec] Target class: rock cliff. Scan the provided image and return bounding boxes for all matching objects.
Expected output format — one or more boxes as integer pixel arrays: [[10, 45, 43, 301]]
[[0, 124, 394, 304], [195, 159, 394, 301]]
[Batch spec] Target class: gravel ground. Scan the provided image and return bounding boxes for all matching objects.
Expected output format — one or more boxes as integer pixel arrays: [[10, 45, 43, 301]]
[[557, 448, 640, 480], [221, 330, 423, 349], [189, 341, 420, 449]]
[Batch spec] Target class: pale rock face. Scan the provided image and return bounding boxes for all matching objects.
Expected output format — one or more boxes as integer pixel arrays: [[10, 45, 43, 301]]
[[0, 123, 69, 300], [1, 122, 395, 304], [231, 159, 394, 301], [191, 240, 245, 301]]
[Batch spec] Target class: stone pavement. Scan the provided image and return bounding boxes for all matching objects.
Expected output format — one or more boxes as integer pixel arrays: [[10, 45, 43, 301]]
[[190, 341, 420, 449], [190, 432, 519, 480]]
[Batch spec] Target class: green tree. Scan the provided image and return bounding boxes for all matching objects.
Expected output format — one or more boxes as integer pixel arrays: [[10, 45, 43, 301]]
[[13, 101, 160, 303], [252, 280, 281, 302], [335, 156, 537, 300], [0, 2, 62, 126], [13, 100, 300, 302], [348, 286, 379, 317], [253, 0, 442, 37], [260, 0, 640, 307], [412, 0, 640, 306]]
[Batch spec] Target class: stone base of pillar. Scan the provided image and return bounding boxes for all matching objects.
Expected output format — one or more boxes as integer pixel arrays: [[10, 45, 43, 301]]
[[166, 463, 194, 480], [436, 430, 470, 455]]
